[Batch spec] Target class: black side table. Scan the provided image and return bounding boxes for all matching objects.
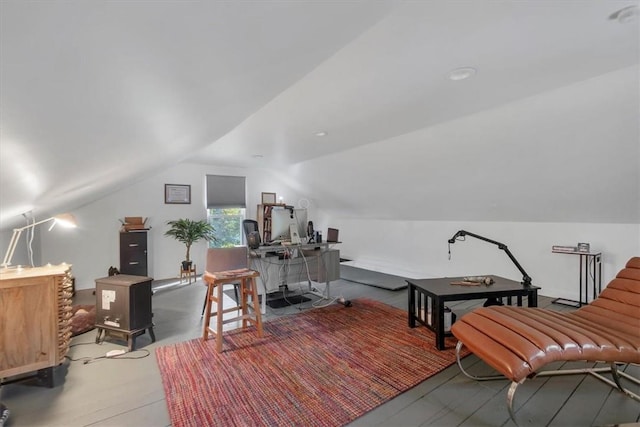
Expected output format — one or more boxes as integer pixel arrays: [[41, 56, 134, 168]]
[[552, 250, 602, 307], [407, 276, 539, 350]]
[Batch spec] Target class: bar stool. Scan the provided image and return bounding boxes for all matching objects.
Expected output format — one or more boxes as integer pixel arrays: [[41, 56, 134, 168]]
[[200, 281, 238, 317], [202, 247, 263, 353]]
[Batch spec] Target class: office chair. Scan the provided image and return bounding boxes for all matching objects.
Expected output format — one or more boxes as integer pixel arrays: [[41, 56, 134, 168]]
[[243, 219, 261, 248]]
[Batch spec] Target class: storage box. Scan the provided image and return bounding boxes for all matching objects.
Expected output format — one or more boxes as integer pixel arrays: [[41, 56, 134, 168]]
[[121, 217, 148, 231]]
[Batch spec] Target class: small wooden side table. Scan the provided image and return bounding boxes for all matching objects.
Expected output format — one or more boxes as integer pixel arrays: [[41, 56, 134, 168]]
[[180, 264, 197, 284]]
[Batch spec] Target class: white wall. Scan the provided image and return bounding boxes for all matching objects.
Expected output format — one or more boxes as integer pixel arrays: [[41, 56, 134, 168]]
[[26, 67, 640, 300], [36, 162, 312, 290], [283, 67, 640, 301], [319, 217, 638, 301], [288, 67, 639, 224]]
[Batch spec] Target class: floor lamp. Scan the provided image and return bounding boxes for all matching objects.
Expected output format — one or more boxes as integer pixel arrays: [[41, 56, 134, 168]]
[[1, 213, 77, 270]]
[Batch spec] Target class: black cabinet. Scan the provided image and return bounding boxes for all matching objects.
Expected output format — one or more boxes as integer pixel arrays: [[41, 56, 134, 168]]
[[95, 274, 155, 350], [119, 231, 148, 276]]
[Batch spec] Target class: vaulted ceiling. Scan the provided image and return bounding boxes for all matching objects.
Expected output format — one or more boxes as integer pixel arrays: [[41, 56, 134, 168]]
[[1, 1, 638, 229]]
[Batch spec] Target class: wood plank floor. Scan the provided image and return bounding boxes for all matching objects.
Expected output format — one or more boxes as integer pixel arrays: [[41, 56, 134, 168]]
[[1, 268, 639, 427]]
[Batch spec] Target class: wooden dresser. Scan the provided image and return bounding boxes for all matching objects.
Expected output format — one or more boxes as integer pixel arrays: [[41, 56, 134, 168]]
[[0, 264, 73, 386]]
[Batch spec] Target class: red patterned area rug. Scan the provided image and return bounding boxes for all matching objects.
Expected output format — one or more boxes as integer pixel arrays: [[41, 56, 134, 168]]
[[155, 298, 468, 427]]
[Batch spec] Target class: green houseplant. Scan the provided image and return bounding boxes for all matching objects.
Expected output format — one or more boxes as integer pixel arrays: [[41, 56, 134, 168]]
[[164, 218, 217, 270]]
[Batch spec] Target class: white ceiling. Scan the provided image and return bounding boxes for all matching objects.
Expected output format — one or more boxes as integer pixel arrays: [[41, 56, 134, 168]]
[[1, 0, 638, 229]]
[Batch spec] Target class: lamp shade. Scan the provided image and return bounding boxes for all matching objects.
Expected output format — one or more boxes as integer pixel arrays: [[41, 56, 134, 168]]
[[52, 213, 77, 229]]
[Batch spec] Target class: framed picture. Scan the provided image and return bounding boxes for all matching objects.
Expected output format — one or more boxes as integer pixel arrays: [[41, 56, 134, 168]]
[[165, 184, 191, 204], [261, 192, 276, 204]]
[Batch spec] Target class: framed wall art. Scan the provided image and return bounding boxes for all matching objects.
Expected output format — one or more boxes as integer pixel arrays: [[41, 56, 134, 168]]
[[165, 184, 191, 204], [261, 192, 276, 204]]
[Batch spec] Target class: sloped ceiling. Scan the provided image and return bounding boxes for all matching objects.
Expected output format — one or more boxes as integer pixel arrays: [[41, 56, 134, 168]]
[[1, 0, 638, 229]]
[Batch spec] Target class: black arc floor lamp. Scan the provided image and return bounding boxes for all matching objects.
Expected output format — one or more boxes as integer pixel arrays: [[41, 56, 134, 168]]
[[448, 229, 533, 287]]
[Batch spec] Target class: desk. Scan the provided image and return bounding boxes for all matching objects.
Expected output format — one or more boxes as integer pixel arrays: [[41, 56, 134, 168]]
[[250, 242, 340, 313], [407, 276, 539, 350]]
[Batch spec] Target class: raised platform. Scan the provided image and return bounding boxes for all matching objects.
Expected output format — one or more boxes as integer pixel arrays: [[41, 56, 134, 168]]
[[340, 264, 407, 291]]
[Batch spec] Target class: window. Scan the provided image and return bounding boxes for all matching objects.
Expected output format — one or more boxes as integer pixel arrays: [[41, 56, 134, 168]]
[[206, 175, 247, 248], [207, 208, 245, 248]]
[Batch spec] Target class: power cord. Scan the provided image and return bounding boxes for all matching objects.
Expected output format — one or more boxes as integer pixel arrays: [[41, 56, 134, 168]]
[[311, 297, 339, 308], [260, 243, 350, 312], [66, 342, 150, 364]]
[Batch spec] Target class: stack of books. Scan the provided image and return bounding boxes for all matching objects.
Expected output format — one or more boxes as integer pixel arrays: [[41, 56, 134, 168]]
[[552, 245, 578, 253]]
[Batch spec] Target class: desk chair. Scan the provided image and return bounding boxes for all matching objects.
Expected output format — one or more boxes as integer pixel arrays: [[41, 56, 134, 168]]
[[202, 247, 263, 353], [242, 219, 261, 249]]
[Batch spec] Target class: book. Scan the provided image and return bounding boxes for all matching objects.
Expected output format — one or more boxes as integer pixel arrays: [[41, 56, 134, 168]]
[[552, 245, 577, 253]]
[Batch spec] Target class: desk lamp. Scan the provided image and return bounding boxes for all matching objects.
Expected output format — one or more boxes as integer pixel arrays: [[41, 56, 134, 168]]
[[1, 213, 77, 270], [447, 229, 532, 287]]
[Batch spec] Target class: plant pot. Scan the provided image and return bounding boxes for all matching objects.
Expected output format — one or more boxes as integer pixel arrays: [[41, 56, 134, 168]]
[[182, 261, 192, 271]]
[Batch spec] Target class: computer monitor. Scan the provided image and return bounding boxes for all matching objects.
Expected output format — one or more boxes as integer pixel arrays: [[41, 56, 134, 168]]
[[327, 228, 339, 243], [270, 208, 307, 243]]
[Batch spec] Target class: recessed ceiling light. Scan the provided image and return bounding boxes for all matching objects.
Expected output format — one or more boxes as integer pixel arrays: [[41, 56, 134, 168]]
[[447, 67, 477, 81], [251, 154, 264, 158], [609, 5, 639, 23], [314, 131, 328, 137]]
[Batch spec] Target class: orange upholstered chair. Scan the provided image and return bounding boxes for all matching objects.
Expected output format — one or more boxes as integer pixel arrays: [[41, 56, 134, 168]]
[[451, 257, 640, 424]]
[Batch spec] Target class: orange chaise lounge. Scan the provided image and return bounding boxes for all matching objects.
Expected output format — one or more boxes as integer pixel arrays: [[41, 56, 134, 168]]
[[451, 256, 640, 424]]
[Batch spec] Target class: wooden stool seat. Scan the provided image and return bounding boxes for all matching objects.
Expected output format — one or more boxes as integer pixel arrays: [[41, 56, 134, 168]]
[[202, 268, 263, 353]]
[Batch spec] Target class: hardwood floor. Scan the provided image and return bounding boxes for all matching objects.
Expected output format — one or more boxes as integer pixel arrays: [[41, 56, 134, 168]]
[[1, 269, 638, 427]]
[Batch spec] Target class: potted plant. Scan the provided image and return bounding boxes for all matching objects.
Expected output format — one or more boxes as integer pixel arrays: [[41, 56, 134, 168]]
[[164, 219, 217, 270]]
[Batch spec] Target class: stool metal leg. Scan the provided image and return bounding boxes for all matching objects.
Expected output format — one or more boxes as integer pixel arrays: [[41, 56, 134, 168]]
[[201, 289, 208, 317]]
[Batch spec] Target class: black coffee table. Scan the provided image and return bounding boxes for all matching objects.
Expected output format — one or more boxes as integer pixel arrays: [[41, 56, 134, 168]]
[[407, 276, 540, 350]]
